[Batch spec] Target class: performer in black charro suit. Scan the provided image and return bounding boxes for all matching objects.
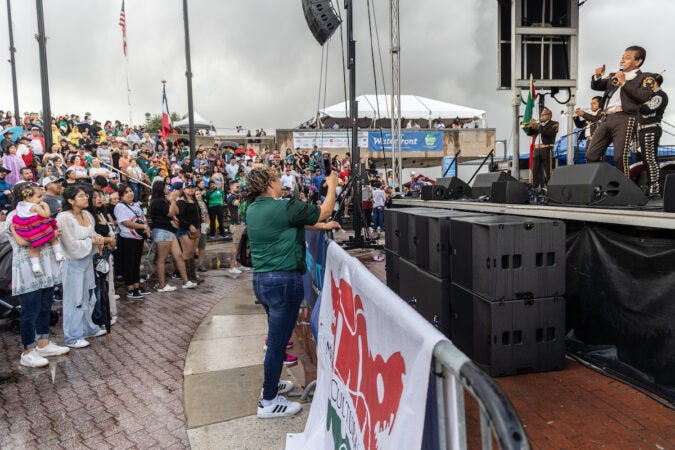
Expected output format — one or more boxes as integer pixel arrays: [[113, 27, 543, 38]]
[[586, 45, 656, 176], [638, 74, 668, 197], [526, 108, 559, 191]]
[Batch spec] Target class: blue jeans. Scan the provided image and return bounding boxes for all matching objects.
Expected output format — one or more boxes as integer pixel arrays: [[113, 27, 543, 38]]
[[20, 287, 54, 349], [253, 271, 304, 400], [373, 206, 384, 230], [130, 182, 140, 203]]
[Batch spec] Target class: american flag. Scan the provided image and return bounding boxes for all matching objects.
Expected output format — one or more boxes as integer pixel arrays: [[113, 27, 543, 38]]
[[119, 0, 127, 56]]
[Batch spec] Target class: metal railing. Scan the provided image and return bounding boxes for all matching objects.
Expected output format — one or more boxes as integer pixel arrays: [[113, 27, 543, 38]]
[[433, 340, 529, 450]]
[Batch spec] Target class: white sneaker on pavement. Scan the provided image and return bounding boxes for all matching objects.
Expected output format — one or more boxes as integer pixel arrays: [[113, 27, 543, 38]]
[[157, 284, 177, 293], [239, 266, 252, 272], [37, 342, 70, 357], [228, 267, 242, 274], [20, 349, 49, 368], [182, 280, 198, 289], [260, 380, 294, 398], [66, 339, 90, 349], [257, 395, 302, 419], [87, 329, 107, 338]]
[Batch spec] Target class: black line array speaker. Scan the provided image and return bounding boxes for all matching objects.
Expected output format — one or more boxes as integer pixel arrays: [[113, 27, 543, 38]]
[[664, 173, 675, 213], [420, 184, 447, 200], [385, 251, 400, 294], [426, 210, 487, 277], [471, 172, 519, 199], [399, 258, 452, 337], [435, 177, 472, 199], [302, 0, 342, 46], [451, 215, 566, 301], [547, 162, 647, 206], [450, 283, 566, 376], [491, 181, 529, 204]]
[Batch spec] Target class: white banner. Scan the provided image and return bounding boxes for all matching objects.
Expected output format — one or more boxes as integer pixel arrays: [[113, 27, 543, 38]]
[[292, 131, 369, 149], [287, 242, 447, 450]]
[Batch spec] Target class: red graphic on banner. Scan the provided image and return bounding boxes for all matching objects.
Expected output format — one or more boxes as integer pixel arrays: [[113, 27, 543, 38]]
[[331, 274, 406, 450]]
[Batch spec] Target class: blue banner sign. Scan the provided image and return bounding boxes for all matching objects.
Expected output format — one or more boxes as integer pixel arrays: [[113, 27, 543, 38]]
[[368, 131, 444, 152], [442, 156, 457, 177]]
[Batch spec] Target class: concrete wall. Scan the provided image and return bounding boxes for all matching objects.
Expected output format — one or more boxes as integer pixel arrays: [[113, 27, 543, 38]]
[[275, 128, 496, 163]]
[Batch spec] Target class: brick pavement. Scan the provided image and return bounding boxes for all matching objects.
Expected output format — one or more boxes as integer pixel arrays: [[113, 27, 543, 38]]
[[0, 244, 249, 449]]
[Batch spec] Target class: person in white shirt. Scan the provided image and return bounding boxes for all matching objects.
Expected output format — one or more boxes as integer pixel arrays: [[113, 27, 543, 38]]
[[280, 167, 297, 195], [371, 182, 387, 231]]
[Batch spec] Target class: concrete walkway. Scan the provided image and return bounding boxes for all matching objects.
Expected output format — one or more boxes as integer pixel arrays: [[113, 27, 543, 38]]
[[184, 280, 311, 449]]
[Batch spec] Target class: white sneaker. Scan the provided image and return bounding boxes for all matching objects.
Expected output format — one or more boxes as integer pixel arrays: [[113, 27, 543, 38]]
[[31, 263, 44, 277], [182, 280, 198, 289], [111, 316, 117, 325], [239, 266, 252, 272], [157, 284, 177, 293], [87, 329, 107, 338], [257, 395, 302, 419], [54, 252, 65, 262], [260, 380, 294, 398], [37, 341, 70, 357], [20, 349, 49, 368], [66, 339, 90, 349], [228, 267, 242, 274], [113, 294, 120, 301]]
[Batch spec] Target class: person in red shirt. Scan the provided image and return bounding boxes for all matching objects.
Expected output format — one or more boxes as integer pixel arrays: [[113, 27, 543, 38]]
[[234, 144, 246, 158]]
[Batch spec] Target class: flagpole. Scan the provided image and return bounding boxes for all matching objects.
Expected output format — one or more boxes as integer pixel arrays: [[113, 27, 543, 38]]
[[126, 54, 133, 127]]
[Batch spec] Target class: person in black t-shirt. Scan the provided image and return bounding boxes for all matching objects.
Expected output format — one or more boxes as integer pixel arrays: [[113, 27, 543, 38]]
[[149, 181, 196, 291]]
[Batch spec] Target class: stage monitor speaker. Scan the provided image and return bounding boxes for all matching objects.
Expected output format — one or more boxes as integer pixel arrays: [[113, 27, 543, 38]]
[[547, 162, 647, 206], [664, 174, 675, 213], [471, 172, 518, 199], [421, 185, 447, 201], [491, 181, 529, 204], [436, 177, 472, 199], [302, 0, 341, 46]]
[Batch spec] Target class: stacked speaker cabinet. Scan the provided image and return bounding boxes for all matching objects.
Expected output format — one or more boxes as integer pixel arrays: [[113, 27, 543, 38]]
[[449, 215, 566, 376], [471, 172, 519, 199]]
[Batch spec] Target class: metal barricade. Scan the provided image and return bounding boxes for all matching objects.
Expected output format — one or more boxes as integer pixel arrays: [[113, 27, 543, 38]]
[[433, 340, 529, 450]]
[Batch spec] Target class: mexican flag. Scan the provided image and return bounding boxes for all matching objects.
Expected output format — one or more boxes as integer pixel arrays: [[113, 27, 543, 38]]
[[521, 75, 537, 172], [160, 84, 171, 141]]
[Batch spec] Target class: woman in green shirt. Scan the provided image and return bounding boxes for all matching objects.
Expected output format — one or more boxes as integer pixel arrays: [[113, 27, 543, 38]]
[[246, 167, 339, 419]]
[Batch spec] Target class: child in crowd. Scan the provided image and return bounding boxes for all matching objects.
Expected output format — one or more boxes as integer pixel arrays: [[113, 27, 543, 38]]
[[12, 182, 65, 275]]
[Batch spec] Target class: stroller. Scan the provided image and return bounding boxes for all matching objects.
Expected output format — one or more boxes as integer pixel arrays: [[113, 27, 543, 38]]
[[0, 228, 59, 334]]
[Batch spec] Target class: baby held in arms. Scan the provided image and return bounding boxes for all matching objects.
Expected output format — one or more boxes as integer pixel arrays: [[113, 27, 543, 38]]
[[11, 183, 65, 275]]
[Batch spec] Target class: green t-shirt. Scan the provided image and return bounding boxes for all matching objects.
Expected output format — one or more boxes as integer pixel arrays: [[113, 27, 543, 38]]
[[247, 197, 320, 273], [136, 157, 150, 173], [146, 166, 159, 180], [204, 188, 225, 207]]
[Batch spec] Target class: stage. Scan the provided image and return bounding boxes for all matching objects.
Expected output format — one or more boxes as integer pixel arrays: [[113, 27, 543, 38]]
[[393, 198, 673, 229]]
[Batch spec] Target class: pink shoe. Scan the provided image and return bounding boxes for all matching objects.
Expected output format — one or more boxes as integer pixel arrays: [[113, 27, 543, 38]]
[[283, 354, 298, 366]]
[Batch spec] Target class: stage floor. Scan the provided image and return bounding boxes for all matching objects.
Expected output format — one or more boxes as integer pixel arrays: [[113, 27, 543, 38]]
[[393, 198, 674, 229]]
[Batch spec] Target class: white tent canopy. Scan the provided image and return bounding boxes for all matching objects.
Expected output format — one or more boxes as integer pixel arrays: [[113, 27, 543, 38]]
[[319, 95, 486, 120], [173, 112, 214, 130]]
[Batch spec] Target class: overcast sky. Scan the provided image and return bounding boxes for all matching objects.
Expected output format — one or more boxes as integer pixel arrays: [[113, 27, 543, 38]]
[[1, 0, 673, 149]]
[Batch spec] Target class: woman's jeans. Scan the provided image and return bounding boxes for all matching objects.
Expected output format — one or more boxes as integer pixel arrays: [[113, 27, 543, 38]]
[[20, 287, 54, 349], [130, 181, 140, 203], [253, 271, 304, 401], [373, 206, 384, 230]]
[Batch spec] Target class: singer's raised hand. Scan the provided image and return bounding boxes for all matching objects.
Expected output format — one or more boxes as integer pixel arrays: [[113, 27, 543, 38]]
[[595, 64, 606, 77]]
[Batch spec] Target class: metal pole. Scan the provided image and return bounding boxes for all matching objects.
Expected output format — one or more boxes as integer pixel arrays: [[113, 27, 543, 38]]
[[346, 0, 362, 241], [6, 0, 20, 123], [182, 0, 195, 160], [35, 0, 52, 149], [390, 0, 402, 195]]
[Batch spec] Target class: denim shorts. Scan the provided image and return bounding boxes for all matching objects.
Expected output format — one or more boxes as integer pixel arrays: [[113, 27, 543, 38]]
[[176, 227, 189, 239], [151, 228, 176, 243]]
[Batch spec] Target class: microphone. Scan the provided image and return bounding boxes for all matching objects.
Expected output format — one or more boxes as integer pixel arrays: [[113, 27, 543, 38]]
[[611, 66, 625, 84]]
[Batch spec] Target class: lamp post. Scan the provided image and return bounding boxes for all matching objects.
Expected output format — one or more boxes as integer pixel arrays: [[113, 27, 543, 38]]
[[6, 0, 20, 123], [35, 0, 52, 148], [182, 0, 195, 160]]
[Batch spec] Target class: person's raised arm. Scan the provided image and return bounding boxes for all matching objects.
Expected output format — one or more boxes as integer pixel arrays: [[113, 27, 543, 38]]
[[318, 172, 338, 221]]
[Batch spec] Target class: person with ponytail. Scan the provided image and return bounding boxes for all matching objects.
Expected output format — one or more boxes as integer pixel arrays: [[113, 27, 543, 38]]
[[246, 166, 340, 419]]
